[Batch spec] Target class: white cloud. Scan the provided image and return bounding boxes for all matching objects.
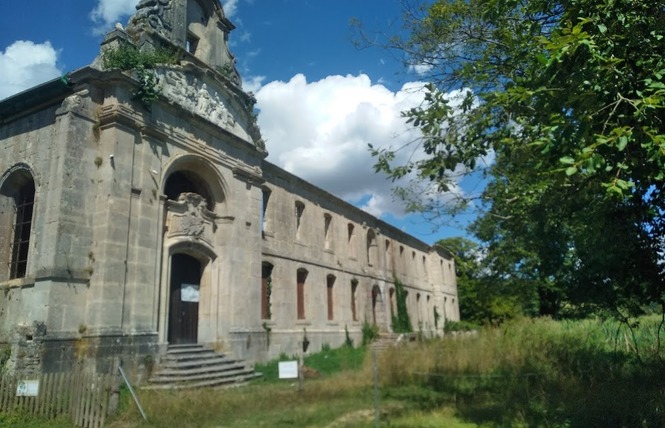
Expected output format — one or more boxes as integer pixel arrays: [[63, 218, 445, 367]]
[[0, 41, 62, 101], [242, 75, 265, 94], [221, 0, 239, 18], [90, 0, 140, 35], [408, 63, 434, 76], [255, 73, 440, 218]]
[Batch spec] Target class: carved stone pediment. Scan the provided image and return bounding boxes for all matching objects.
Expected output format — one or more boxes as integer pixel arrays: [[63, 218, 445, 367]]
[[156, 67, 264, 148], [166, 193, 217, 244]]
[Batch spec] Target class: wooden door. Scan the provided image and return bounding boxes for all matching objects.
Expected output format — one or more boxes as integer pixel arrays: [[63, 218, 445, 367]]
[[168, 254, 201, 344]]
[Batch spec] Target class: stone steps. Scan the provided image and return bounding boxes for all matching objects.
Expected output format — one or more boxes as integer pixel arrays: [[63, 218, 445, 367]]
[[145, 344, 261, 390], [369, 333, 417, 352]]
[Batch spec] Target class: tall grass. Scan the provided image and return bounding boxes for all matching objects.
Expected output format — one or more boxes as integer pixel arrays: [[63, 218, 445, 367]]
[[379, 316, 665, 427]]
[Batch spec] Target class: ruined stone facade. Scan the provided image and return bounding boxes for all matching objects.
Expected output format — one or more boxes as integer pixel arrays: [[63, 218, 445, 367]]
[[0, 0, 458, 377]]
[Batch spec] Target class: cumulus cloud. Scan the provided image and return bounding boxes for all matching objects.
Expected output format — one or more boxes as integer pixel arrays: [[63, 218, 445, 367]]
[[255, 73, 450, 218], [0, 41, 62, 101], [90, 0, 140, 35]]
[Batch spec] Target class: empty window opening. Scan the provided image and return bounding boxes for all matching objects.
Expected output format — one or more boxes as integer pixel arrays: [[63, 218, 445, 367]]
[[350, 279, 358, 322], [296, 268, 308, 320], [371, 285, 381, 326], [367, 229, 378, 266], [186, 33, 199, 54], [295, 201, 305, 239], [347, 223, 356, 258], [261, 188, 272, 238], [326, 274, 336, 321], [261, 262, 274, 320], [323, 213, 332, 250]]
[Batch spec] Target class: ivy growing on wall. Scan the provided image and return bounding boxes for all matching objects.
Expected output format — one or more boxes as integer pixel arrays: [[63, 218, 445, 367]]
[[391, 277, 413, 333], [265, 275, 272, 320], [102, 43, 177, 109]]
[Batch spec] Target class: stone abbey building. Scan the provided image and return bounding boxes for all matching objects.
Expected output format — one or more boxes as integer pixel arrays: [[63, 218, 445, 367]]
[[0, 0, 458, 376]]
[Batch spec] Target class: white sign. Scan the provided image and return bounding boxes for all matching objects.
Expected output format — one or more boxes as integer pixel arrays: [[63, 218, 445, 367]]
[[16, 380, 39, 397], [278, 361, 299, 379], [181, 283, 200, 303]]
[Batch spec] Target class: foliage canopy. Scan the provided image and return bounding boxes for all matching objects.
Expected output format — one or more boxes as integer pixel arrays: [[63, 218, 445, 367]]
[[371, 0, 665, 316]]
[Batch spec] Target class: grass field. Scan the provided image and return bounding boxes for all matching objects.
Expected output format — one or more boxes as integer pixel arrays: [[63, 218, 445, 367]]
[[3, 316, 665, 427]]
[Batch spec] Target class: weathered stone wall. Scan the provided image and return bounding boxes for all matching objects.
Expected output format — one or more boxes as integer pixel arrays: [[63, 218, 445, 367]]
[[0, 0, 459, 376]]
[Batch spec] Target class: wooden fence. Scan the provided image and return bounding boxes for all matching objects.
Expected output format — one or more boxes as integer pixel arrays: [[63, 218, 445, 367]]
[[0, 368, 117, 428]]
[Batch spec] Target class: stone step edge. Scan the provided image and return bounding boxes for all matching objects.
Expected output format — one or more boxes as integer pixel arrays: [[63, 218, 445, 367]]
[[150, 368, 257, 383]]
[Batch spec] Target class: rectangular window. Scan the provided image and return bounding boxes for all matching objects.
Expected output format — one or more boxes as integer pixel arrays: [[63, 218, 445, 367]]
[[186, 33, 199, 54]]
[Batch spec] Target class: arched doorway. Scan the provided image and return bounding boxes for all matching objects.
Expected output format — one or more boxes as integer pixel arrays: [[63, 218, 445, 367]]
[[168, 253, 202, 344]]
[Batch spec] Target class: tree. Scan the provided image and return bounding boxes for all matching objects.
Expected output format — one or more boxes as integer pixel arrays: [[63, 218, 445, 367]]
[[437, 237, 538, 325], [370, 0, 665, 316]]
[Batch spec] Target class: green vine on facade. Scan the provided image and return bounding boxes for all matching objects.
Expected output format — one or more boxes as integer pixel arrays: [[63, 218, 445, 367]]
[[101, 43, 177, 109], [392, 276, 413, 333], [265, 275, 272, 320]]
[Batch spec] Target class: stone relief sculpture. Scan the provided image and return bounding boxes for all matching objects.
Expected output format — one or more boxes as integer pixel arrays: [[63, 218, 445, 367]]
[[135, 0, 171, 30], [159, 69, 247, 137], [166, 193, 216, 244]]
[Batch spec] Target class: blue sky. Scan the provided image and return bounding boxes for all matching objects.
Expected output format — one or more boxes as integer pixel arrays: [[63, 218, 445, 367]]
[[0, 0, 477, 245]]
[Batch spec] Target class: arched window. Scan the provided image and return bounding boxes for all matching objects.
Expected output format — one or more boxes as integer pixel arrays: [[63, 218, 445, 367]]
[[371, 285, 381, 326], [261, 187, 272, 238], [350, 279, 358, 321], [295, 201, 305, 240], [385, 239, 392, 271], [261, 262, 274, 320], [326, 274, 335, 321], [0, 167, 35, 281], [347, 223, 356, 259], [296, 268, 308, 320], [323, 213, 332, 250], [367, 229, 378, 266]]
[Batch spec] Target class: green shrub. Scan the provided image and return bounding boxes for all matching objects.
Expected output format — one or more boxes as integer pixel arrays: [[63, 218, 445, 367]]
[[444, 320, 480, 333], [361, 321, 379, 345], [101, 42, 177, 109]]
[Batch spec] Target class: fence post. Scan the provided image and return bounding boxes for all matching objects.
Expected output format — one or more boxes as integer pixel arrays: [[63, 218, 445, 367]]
[[118, 365, 148, 422]]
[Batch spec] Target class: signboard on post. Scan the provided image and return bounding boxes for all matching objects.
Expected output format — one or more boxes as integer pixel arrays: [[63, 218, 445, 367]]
[[278, 361, 298, 379], [16, 380, 39, 397]]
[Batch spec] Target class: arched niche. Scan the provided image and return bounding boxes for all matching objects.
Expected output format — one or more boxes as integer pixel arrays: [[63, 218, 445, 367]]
[[162, 155, 227, 213]]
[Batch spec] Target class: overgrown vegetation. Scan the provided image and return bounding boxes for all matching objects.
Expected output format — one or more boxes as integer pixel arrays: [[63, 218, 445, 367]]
[[103, 317, 665, 426], [361, 320, 380, 345], [380, 316, 665, 427], [102, 43, 177, 109], [22, 317, 665, 427], [391, 277, 413, 333]]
